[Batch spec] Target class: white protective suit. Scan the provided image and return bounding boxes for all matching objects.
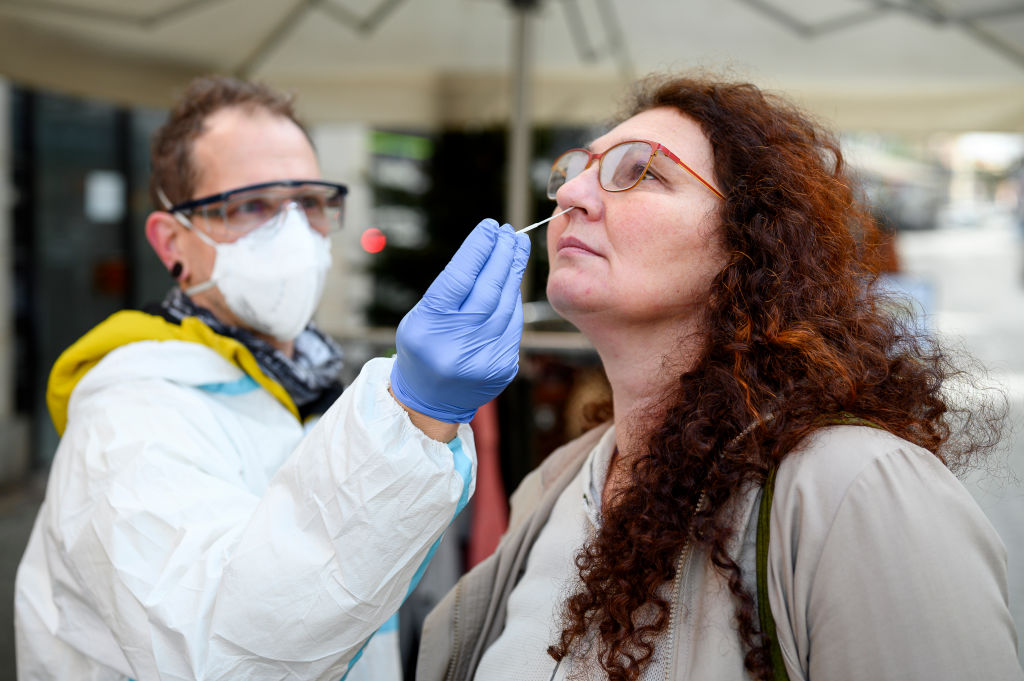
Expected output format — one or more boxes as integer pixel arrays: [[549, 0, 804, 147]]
[[14, 310, 476, 681]]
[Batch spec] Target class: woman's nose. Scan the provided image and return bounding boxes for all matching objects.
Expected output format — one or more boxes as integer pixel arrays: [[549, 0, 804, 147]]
[[555, 163, 602, 217]]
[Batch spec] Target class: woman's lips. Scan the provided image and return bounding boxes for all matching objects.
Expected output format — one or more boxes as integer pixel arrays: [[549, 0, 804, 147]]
[[556, 235, 598, 256]]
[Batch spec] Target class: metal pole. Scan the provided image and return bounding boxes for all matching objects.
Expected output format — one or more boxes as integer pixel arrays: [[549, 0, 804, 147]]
[[506, 0, 538, 233]]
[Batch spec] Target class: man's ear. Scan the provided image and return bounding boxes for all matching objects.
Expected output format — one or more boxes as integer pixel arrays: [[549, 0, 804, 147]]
[[145, 211, 185, 279]]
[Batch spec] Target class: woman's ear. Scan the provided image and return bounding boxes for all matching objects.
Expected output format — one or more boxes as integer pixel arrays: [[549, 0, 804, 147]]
[[146, 211, 186, 279]]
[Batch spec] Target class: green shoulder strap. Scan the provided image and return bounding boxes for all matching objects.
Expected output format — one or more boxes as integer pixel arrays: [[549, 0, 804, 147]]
[[756, 465, 789, 681], [756, 414, 882, 681]]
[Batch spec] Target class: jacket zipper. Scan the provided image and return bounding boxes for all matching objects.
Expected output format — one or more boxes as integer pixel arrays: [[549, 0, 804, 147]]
[[444, 580, 463, 681], [665, 490, 706, 681]]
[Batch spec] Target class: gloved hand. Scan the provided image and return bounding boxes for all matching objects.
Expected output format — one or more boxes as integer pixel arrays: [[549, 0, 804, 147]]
[[390, 219, 531, 423]]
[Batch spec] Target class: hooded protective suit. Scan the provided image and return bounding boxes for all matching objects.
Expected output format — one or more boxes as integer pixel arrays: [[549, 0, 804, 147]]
[[14, 309, 475, 681]]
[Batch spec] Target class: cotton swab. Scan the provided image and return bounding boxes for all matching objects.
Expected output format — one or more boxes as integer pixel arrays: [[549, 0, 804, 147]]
[[516, 207, 574, 234]]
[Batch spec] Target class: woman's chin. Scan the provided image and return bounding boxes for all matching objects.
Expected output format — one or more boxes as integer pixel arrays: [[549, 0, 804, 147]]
[[546, 278, 580, 316], [546, 284, 603, 326]]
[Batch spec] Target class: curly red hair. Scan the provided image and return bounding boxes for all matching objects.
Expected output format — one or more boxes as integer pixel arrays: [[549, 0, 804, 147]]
[[547, 74, 1004, 680]]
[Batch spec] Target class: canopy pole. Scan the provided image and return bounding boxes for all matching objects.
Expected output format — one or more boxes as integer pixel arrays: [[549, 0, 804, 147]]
[[506, 0, 538, 233]]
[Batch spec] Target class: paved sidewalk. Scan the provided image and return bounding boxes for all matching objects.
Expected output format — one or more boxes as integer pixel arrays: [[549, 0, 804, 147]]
[[897, 212, 1024, 665], [0, 477, 44, 681]]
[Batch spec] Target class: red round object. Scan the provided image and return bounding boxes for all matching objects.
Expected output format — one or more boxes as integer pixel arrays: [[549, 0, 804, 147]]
[[360, 228, 387, 254]]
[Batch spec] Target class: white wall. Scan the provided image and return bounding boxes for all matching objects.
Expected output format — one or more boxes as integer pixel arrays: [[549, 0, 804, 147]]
[[309, 122, 375, 339]]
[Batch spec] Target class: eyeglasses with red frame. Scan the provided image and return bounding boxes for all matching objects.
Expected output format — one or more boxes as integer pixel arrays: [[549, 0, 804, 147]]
[[546, 139, 724, 200]]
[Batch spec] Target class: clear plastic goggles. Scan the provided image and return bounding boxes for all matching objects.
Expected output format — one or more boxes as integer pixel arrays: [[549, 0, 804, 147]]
[[168, 180, 348, 235]]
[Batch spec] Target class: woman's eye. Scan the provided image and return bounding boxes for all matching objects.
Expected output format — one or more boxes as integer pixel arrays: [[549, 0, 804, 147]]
[[610, 161, 649, 187], [638, 164, 666, 184]]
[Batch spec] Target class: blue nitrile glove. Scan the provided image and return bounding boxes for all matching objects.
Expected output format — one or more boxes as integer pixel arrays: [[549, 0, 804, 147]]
[[390, 219, 531, 423]]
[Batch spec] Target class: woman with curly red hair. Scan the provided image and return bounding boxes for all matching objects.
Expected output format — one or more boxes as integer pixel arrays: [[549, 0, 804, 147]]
[[417, 74, 1022, 681]]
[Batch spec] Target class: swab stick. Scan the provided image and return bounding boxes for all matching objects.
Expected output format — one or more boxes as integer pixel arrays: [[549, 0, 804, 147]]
[[516, 207, 574, 234]]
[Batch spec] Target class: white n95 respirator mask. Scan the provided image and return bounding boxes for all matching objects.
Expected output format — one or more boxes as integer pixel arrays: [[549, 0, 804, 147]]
[[182, 203, 333, 341]]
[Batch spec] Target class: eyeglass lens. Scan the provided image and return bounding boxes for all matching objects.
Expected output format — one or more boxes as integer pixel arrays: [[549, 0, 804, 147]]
[[546, 141, 656, 200], [213, 185, 344, 234]]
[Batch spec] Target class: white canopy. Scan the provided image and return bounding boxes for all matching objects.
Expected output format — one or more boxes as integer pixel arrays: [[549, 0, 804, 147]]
[[0, 0, 1023, 132]]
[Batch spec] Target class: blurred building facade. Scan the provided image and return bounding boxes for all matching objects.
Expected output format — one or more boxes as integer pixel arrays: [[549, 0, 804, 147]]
[[0, 78, 20, 485]]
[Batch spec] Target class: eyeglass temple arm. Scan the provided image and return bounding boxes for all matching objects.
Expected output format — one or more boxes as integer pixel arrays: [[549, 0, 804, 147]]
[[655, 145, 725, 199]]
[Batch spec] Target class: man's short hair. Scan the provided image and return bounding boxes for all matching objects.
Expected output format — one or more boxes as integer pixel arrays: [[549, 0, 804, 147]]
[[148, 75, 309, 209]]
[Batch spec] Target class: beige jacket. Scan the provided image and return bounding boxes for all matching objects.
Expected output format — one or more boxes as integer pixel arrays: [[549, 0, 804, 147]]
[[418, 423, 1023, 681]]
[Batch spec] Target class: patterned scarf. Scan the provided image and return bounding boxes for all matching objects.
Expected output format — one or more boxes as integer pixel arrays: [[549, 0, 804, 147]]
[[157, 287, 344, 410]]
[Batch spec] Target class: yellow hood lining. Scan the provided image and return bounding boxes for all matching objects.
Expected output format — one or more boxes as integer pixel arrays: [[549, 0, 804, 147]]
[[47, 310, 299, 435]]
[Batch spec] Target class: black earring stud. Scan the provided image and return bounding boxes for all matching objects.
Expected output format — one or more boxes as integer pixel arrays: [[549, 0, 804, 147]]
[[170, 262, 183, 279]]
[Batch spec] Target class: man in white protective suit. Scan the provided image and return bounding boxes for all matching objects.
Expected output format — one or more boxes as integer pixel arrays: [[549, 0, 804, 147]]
[[14, 75, 530, 681]]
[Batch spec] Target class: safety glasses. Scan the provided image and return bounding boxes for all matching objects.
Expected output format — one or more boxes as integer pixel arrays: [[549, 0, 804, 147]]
[[168, 180, 348, 235], [546, 139, 724, 201]]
